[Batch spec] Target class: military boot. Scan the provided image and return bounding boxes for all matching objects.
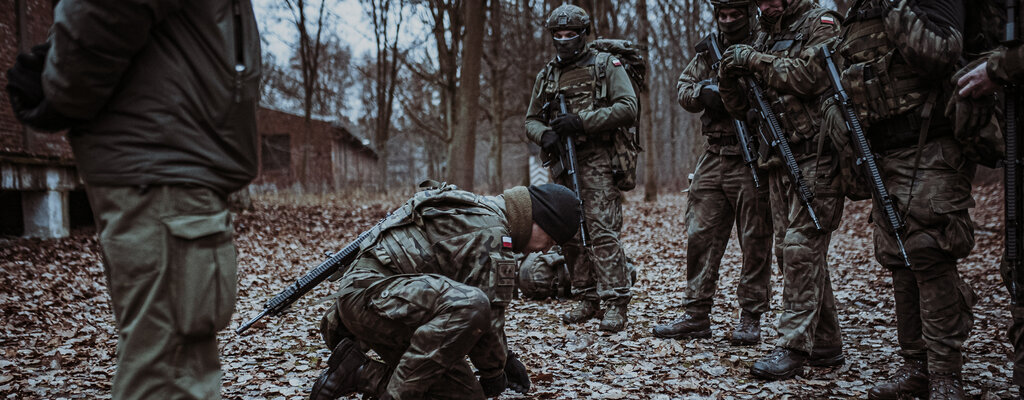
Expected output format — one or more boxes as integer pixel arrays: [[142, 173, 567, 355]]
[[651, 313, 711, 339], [929, 372, 966, 400], [866, 359, 928, 400], [562, 300, 600, 324], [599, 304, 627, 332], [729, 311, 760, 346], [750, 347, 807, 381], [309, 338, 369, 400], [808, 346, 845, 367]]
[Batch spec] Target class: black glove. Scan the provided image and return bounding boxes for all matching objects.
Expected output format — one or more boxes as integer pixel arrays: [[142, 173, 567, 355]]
[[478, 371, 506, 398], [550, 112, 584, 136], [541, 129, 560, 155], [504, 352, 530, 394], [697, 79, 727, 115], [6, 42, 79, 132]]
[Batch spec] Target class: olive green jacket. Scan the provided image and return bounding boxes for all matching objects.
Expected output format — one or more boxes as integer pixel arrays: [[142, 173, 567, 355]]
[[44, 0, 262, 195]]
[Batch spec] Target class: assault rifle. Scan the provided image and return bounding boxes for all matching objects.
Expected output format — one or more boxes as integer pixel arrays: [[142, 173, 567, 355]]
[[1005, 0, 1023, 304], [821, 46, 911, 268], [542, 93, 588, 247], [695, 34, 761, 188], [236, 215, 389, 334]]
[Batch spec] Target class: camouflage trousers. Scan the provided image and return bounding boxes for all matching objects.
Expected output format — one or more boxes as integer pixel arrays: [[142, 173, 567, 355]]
[[87, 185, 237, 400], [682, 151, 773, 316], [999, 259, 1024, 384], [320, 264, 504, 400], [555, 144, 631, 306], [874, 136, 977, 374], [768, 152, 845, 354]]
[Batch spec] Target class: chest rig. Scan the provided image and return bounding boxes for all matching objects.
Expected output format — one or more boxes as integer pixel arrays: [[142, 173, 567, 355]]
[[839, 0, 940, 148], [751, 7, 836, 146], [539, 51, 618, 141]]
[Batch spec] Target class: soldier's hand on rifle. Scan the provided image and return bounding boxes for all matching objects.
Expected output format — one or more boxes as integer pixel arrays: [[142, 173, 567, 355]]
[[541, 130, 561, 154], [550, 112, 584, 136], [504, 352, 531, 394], [722, 44, 771, 78], [957, 60, 999, 99], [697, 79, 727, 115]]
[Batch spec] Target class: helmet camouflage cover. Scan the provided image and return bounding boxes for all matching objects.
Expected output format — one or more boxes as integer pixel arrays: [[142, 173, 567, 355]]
[[517, 250, 567, 300], [545, 4, 592, 35]]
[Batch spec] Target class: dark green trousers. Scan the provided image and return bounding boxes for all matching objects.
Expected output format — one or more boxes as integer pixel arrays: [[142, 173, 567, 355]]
[[87, 185, 237, 399]]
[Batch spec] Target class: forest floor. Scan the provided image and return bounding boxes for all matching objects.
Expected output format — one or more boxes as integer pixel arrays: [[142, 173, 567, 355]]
[[0, 184, 1015, 399]]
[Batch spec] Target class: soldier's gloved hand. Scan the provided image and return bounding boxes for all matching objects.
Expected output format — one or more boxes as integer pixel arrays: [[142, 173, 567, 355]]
[[5, 42, 80, 132], [478, 371, 507, 398], [504, 352, 531, 394], [541, 130, 561, 155], [722, 44, 772, 78], [697, 79, 727, 115], [550, 112, 584, 136]]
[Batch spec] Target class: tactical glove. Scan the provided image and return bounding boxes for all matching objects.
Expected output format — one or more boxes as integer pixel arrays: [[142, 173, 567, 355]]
[[696, 79, 727, 115], [478, 371, 507, 398], [541, 130, 561, 155], [722, 44, 772, 78], [6, 42, 79, 132], [550, 113, 584, 136], [504, 352, 531, 394]]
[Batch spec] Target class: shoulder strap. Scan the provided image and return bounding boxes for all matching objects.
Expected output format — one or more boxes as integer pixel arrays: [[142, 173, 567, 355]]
[[594, 52, 611, 102]]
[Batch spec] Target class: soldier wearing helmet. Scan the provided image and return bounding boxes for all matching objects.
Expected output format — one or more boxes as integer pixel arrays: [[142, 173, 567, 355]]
[[524, 4, 638, 333], [651, 0, 774, 351], [716, 0, 845, 381]]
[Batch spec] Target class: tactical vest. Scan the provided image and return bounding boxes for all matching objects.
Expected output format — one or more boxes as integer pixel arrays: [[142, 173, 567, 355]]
[[839, 0, 944, 149], [753, 7, 838, 147], [538, 50, 621, 142]]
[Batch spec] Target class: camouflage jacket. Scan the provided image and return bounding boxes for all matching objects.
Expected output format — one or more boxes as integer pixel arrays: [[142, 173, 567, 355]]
[[836, 0, 964, 137], [720, 0, 841, 150], [678, 33, 753, 156], [989, 44, 1024, 85], [350, 184, 526, 373], [524, 45, 638, 146]]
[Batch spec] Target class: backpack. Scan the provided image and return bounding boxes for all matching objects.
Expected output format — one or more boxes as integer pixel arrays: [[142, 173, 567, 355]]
[[945, 0, 1008, 168], [541, 38, 648, 190]]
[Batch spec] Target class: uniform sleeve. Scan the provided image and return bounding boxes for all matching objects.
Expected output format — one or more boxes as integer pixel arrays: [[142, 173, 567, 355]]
[[758, 13, 840, 97], [988, 45, 1024, 85], [678, 54, 710, 113], [578, 57, 638, 134], [884, 0, 965, 77], [467, 307, 507, 378], [43, 0, 187, 119], [720, 71, 750, 120], [525, 69, 551, 145]]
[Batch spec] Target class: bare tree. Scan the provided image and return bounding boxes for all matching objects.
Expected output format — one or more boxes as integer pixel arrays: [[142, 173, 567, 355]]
[[362, 0, 405, 191], [448, 0, 486, 190], [283, 0, 332, 188]]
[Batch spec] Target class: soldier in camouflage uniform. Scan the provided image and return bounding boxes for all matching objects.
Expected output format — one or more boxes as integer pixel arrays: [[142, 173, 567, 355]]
[[524, 4, 638, 332], [309, 183, 580, 400], [823, 1, 977, 398], [650, 0, 773, 347], [958, 36, 1024, 398], [717, 0, 846, 380]]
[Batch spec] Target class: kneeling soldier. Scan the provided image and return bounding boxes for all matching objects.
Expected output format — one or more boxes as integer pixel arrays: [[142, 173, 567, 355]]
[[310, 183, 580, 400]]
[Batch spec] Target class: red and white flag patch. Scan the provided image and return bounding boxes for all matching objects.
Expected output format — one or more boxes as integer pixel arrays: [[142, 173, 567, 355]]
[[502, 236, 513, 248], [612, 58, 622, 67], [821, 15, 835, 25]]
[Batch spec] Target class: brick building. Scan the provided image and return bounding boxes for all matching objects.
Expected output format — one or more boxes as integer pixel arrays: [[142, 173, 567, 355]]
[[1, 1, 378, 238]]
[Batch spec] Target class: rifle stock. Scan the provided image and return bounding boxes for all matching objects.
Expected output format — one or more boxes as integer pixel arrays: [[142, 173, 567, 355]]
[[236, 215, 389, 334], [821, 46, 911, 268], [695, 34, 761, 188]]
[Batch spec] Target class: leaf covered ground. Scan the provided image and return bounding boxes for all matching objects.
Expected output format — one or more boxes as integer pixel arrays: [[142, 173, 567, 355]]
[[0, 185, 1016, 399]]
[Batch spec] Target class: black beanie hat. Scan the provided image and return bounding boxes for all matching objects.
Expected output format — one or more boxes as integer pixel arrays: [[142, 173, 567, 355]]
[[527, 184, 581, 245]]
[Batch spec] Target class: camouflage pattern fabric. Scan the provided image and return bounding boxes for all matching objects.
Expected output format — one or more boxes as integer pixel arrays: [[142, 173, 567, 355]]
[[524, 44, 638, 308], [555, 145, 631, 305], [86, 185, 237, 400], [517, 251, 567, 300], [872, 137, 977, 373], [320, 186, 523, 398], [681, 151, 773, 316], [988, 44, 1024, 85], [677, 38, 746, 157], [830, 0, 977, 375], [768, 153, 845, 354]]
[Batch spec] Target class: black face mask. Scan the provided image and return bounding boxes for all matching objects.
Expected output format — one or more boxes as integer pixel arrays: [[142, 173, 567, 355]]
[[553, 33, 586, 63], [719, 15, 750, 45]]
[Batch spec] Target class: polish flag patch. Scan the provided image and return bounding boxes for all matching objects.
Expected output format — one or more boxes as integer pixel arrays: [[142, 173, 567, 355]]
[[502, 236, 513, 248], [612, 58, 622, 67], [821, 15, 836, 25]]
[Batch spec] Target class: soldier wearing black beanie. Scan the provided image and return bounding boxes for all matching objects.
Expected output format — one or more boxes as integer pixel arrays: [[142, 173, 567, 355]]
[[527, 184, 581, 245]]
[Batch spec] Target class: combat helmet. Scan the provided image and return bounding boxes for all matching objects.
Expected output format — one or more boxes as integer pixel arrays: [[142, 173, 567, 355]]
[[710, 0, 757, 44], [517, 250, 569, 300], [545, 4, 592, 35]]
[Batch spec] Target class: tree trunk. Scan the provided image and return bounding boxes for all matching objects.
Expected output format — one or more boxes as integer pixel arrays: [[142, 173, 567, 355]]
[[637, 0, 657, 202], [487, 0, 505, 192], [448, 1, 485, 190]]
